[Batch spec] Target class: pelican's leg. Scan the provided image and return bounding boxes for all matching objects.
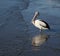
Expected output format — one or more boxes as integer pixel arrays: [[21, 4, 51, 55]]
[[40, 27, 42, 32], [40, 27, 43, 33], [40, 29, 43, 35], [41, 29, 42, 32], [40, 29, 42, 32]]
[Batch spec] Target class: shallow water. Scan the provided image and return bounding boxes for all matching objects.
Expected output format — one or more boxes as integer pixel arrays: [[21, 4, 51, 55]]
[[0, 0, 60, 56]]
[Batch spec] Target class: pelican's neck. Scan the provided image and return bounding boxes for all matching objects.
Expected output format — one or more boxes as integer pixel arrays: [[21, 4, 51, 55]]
[[32, 13, 38, 22]]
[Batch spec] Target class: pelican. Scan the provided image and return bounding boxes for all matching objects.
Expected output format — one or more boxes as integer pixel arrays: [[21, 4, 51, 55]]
[[32, 11, 50, 31]]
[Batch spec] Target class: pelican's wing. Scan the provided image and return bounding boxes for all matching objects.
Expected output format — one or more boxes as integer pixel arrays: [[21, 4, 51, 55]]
[[39, 20, 50, 29]]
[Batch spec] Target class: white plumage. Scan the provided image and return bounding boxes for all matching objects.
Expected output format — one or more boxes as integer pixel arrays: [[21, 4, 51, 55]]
[[34, 20, 47, 29], [32, 11, 50, 31]]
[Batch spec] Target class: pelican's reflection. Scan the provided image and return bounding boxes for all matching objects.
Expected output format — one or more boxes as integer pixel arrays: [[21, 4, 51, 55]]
[[32, 33, 49, 47], [32, 33, 49, 51]]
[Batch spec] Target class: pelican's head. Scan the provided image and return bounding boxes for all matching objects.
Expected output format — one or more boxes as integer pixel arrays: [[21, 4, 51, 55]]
[[34, 11, 39, 16], [32, 11, 39, 24]]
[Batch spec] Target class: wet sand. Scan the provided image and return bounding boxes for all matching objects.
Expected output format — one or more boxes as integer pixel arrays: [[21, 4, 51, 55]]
[[0, 0, 60, 56]]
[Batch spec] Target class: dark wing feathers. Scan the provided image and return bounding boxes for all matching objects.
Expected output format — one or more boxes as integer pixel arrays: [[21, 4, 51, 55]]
[[40, 20, 50, 29]]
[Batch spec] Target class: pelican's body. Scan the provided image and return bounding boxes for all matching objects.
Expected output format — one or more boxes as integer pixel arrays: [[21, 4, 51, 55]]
[[33, 19, 50, 30], [32, 11, 50, 31]]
